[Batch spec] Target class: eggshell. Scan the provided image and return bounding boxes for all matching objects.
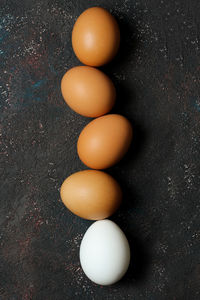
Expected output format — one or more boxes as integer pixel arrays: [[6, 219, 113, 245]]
[[80, 219, 130, 285], [60, 170, 121, 220], [61, 66, 116, 117], [72, 7, 120, 66], [77, 114, 133, 169]]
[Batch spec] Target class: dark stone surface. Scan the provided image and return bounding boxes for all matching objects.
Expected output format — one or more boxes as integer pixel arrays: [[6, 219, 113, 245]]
[[0, 0, 200, 299]]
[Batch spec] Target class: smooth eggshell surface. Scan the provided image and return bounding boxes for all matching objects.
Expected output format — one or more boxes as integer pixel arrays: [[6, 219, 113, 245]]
[[72, 7, 120, 66], [60, 170, 122, 220], [61, 66, 116, 117], [77, 114, 133, 169], [80, 219, 131, 285]]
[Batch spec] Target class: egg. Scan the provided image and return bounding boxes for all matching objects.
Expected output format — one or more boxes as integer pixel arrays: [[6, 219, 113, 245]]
[[61, 66, 116, 117], [80, 219, 130, 285], [72, 7, 120, 66], [60, 170, 122, 220], [77, 114, 133, 169]]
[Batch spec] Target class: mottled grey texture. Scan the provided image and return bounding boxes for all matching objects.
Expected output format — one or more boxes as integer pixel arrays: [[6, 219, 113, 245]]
[[0, 0, 200, 299]]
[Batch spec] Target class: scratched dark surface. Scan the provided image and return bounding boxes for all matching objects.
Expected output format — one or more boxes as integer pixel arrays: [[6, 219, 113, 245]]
[[0, 0, 200, 299]]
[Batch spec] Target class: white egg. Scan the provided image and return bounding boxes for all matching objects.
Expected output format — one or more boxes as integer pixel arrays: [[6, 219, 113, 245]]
[[79, 219, 131, 285]]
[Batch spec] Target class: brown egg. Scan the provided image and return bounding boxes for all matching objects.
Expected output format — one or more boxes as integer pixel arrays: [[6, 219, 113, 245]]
[[72, 7, 120, 66], [77, 114, 133, 169], [60, 170, 122, 220], [61, 66, 116, 117]]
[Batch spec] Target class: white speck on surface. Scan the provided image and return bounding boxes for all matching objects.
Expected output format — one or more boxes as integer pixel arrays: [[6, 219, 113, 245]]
[[184, 164, 195, 190]]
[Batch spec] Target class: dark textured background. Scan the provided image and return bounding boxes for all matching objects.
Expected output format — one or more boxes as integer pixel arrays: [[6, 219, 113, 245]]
[[0, 0, 200, 299]]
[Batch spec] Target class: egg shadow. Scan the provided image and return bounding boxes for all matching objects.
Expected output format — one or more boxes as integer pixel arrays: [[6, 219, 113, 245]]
[[100, 13, 139, 74], [115, 216, 152, 284], [119, 120, 147, 167], [127, 239, 151, 285], [127, 237, 150, 282]]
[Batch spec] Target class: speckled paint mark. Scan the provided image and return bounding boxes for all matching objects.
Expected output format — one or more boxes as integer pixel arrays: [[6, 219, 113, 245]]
[[184, 164, 195, 190], [167, 176, 178, 201]]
